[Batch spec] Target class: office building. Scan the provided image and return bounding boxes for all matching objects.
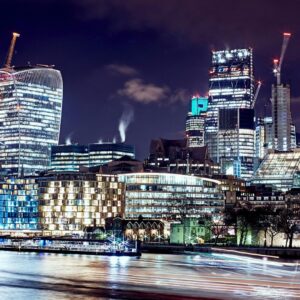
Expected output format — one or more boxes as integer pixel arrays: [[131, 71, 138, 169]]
[[0, 178, 39, 230], [118, 173, 224, 221], [51, 142, 135, 172], [146, 138, 220, 176], [206, 48, 255, 180], [255, 117, 273, 160], [0, 66, 63, 176], [272, 84, 294, 151], [186, 95, 208, 148], [38, 173, 125, 235]]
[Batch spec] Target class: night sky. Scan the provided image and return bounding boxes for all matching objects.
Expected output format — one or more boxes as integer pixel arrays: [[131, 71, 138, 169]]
[[1, 0, 300, 159]]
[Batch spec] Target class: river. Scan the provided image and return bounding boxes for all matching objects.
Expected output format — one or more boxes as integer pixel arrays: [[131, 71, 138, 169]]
[[0, 251, 299, 299]]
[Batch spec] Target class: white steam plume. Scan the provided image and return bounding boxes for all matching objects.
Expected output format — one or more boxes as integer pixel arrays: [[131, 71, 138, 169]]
[[65, 132, 73, 145], [118, 107, 134, 143]]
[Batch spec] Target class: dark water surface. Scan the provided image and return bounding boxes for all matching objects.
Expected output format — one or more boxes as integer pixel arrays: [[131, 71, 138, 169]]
[[0, 251, 299, 299]]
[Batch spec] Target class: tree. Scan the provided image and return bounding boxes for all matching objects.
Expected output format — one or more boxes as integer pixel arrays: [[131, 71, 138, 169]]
[[255, 204, 276, 247], [267, 213, 281, 247], [278, 207, 300, 248]]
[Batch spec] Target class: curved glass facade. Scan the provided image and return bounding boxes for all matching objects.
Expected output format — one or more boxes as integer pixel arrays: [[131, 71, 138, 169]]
[[0, 67, 63, 175], [118, 173, 224, 221]]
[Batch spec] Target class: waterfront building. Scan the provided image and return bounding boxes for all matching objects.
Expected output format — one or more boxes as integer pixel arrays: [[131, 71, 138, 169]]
[[170, 218, 210, 244], [51, 142, 135, 172], [206, 48, 255, 180], [252, 149, 300, 192], [105, 216, 165, 242], [0, 178, 38, 230], [186, 95, 208, 148], [0, 66, 63, 176], [38, 173, 125, 235], [118, 173, 224, 221], [146, 138, 220, 176]]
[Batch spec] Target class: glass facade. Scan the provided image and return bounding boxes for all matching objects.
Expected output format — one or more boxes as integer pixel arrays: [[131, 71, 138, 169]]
[[51, 143, 135, 172], [186, 96, 208, 148], [118, 173, 224, 221], [38, 174, 125, 235], [206, 48, 255, 180], [252, 149, 300, 192], [0, 174, 125, 235], [272, 84, 293, 151], [0, 178, 38, 230], [255, 117, 273, 160], [0, 67, 63, 176]]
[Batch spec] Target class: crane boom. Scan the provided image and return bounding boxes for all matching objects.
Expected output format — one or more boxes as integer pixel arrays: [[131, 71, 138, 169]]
[[273, 32, 291, 85], [252, 80, 262, 108], [4, 32, 20, 69]]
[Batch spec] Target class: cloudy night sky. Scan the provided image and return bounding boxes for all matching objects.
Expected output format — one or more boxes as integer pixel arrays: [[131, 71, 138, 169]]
[[0, 0, 300, 159]]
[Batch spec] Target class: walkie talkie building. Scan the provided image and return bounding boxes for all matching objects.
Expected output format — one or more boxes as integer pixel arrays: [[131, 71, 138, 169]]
[[0, 66, 63, 176]]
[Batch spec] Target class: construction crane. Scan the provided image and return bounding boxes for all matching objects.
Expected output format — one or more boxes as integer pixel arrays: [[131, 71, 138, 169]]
[[273, 32, 291, 85], [4, 32, 20, 69], [252, 80, 262, 108]]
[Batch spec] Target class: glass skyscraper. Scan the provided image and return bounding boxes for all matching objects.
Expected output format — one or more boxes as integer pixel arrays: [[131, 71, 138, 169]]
[[272, 84, 294, 151], [206, 48, 255, 180], [186, 95, 208, 148], [0, 66, 63, 176]]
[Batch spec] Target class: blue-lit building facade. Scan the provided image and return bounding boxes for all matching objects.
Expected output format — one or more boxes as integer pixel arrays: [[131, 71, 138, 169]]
[[0, 178, 38, 230], [186, 95, 208, 148], [51, 143, 135, 172], [0, 67, 63, 176], [205, 49, 255, 180]]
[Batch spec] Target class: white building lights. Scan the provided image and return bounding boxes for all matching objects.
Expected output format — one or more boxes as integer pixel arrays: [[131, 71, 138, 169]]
[[0, 67, 63, 176], [206, 48, 255, 180], [118, 173, 224, 221]]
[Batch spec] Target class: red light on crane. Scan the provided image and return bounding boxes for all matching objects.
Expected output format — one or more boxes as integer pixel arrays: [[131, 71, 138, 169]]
[[273, 59, 279, 63], [283, 32, 291, 36]]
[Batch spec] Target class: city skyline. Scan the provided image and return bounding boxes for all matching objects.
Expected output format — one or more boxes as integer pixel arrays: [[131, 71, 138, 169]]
[[1, 0, 300, 159]]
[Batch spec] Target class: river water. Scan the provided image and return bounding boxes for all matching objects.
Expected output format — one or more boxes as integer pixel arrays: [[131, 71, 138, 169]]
[[0, 251, 299, 299]]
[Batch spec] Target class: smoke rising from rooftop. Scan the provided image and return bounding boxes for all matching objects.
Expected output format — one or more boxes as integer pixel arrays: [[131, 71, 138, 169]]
[[118, 107, 134, 143]]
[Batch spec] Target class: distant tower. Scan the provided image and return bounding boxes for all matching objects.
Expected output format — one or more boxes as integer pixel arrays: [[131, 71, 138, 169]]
[[255, 116, 273, 160], [186, 95, 208, 148], [206, 48, 255, 179], [271, 33, 295, 151]]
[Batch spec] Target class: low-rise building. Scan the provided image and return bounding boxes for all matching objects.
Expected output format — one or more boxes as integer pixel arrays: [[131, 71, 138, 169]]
[[118, 172, 224, 222], [252, 149, 300, 192], [0, 178, 39, 230], [170, 218, 210, 244]]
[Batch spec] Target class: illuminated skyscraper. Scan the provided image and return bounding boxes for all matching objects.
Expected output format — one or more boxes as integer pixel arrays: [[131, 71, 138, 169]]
[[0, 66, 63, 176], [255, 117, 273, 160], [206, 48, 255, 179], [186, 95, 208, 148], [272, 84, 293, 151]]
